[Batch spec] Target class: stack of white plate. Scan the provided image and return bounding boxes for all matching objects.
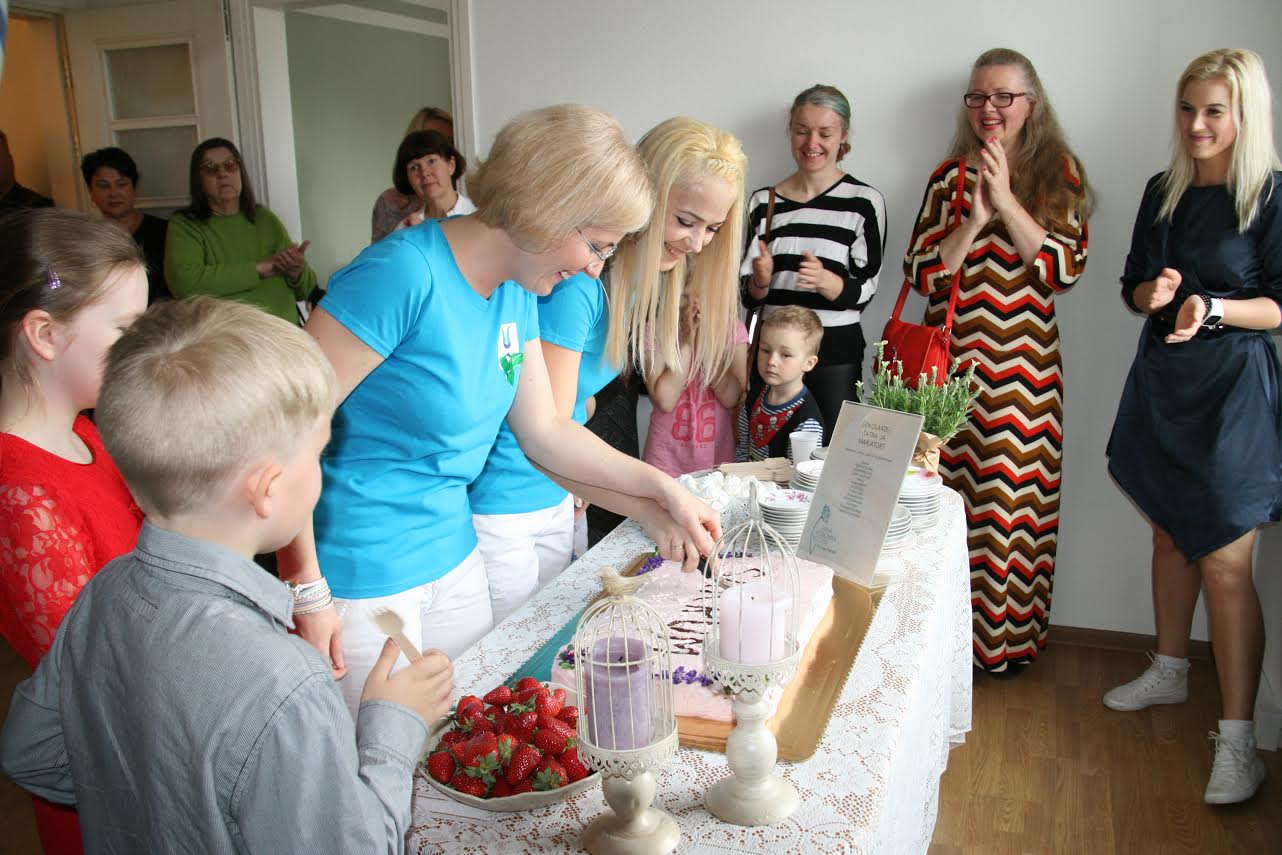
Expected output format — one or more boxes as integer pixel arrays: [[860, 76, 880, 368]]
[[810, 446, 828, 461], [899, 468, 943, 531], [757, 488, 812, 546], [789, 459, 824, 492], [882, 504, 914, 552]]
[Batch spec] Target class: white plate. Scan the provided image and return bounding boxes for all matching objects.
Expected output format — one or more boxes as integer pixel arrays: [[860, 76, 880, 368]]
[[758, 489, 812, 510], [794, 460, 824, 479], [811, 447, 828, 461]]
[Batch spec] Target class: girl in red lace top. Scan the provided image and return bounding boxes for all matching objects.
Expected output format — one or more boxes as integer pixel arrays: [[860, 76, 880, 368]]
[[0, 209, 148, 853]]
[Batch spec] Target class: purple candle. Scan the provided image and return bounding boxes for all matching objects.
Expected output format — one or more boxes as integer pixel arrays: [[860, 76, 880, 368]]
[[583, 636, 654, 750]]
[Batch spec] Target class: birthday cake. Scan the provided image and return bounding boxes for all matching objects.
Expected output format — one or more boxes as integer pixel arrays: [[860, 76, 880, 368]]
[[552, 556, 834, 722]]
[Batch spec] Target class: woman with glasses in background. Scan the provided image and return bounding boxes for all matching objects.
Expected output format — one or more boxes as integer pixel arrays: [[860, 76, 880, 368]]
[[468, 117, 747, 623], [741, 83, 887, 444], [165, 138, 316, 325], [902, 48, 1093, 677]]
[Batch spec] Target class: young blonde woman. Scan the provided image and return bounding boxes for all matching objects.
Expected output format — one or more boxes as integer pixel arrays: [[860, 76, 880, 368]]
[[1106, 48, 1281, 805], [469, 116, 746, 623], [281, 106, 721, 714], [903, 48, 1093, 677]]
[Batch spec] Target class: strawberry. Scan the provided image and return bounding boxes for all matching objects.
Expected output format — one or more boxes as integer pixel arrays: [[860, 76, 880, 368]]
[[504, 709, 538, 744], [454, 695, 484, 724], [538, 712, 577, 743], [463, 751, 501, 788], [457, 707, 494, 735], [557, 705, 579, 728], [515, 676, 542, 693], [450, 770, 487, 798], [484, 705, 508, 730], [535, 687, 566, 718], [533, 726, 575, 757], [495, 733, 518, 768], [440, 729, 468, 747], [532, 755, 567, 790], [483, 685, 515, 706], [505, 743, 543, 785], [451, 732, 498, 766], [511, 778, 534, 794], [489, 778, 513, 798], [426, 749, 456, 784], [516, 685, 549, 708], [560, 747, 590, 783]]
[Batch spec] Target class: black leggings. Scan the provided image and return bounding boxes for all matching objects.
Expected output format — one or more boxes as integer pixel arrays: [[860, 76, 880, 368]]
[[803, 361, 861, 445]]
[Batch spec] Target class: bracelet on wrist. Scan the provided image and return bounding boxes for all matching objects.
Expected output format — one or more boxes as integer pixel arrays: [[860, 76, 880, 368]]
[[293, 593, 333, 616]]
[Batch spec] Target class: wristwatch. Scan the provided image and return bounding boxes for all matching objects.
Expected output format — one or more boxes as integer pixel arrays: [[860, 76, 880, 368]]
[[1200, 295, 1225, 328]]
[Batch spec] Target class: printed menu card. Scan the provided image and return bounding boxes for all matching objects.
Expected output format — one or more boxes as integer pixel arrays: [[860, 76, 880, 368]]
[[796, 401, 922, 586]]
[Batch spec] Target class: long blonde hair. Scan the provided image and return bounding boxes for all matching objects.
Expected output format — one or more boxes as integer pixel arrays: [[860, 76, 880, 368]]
[[948, 47, 1095, 229], [1158, 48, 1280, 232], [606, 117, 747, 383]]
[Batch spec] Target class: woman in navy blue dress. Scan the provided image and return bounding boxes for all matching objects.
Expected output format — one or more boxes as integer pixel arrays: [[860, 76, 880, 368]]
[[1106, 48, 1281, 805]]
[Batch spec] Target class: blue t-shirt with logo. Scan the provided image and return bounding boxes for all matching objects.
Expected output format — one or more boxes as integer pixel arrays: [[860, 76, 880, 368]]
[[469, 272, 619, 514], [314, 220, 539, 597]]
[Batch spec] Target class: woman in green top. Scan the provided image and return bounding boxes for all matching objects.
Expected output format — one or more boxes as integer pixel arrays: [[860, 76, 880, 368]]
[[165, 138, 316, 325]]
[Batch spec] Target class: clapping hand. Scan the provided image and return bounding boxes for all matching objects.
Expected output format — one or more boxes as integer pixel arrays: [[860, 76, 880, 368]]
[[796, 250, 842, 300], [751, 239, 773, 289], [396, 209, 427, 233], [1165, 293, 1206, 344], [979, 139, 1014, 219], [969, 160, 995, 229], [1140, 268, 1182, 313], [272, 240, 310, 283]]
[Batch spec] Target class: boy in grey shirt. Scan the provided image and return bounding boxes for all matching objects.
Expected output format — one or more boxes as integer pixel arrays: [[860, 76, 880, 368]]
[[1, 297, 453, 853]]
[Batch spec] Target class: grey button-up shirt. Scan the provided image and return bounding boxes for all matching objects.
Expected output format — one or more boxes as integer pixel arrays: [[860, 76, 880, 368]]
[[1, 523, 428, 854]]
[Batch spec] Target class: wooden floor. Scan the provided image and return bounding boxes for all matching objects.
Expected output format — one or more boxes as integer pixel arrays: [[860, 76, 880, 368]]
[[0, 640, 1278, 854], [930, 643, 1281, 855]]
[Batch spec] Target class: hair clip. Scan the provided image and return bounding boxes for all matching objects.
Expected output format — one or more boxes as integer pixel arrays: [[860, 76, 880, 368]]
[[47, 268, 62, 290]]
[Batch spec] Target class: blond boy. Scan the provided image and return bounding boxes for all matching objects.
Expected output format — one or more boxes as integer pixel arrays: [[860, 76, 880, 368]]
[[737, 306, 825, 461], [1, 297, 452, 853]]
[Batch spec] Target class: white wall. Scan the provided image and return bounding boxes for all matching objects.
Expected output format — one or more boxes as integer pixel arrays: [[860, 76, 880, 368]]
[[468, 0, 1282, 641]]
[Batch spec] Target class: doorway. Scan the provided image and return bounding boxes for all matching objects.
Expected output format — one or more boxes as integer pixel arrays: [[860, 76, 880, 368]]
[[0, 8, 80, 209]]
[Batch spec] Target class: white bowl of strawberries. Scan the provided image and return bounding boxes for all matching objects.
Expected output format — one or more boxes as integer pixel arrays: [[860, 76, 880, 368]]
[[420, 677, 600, 810]]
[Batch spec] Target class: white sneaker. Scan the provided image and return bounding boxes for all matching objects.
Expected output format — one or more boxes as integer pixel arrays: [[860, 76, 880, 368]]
[[1205, 731, 1267, 804], [1102, 654, 1188, 711]]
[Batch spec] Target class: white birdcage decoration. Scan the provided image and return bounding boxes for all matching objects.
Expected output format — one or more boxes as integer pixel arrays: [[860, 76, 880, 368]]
[[700, 480, 803, 826], [573, 565, 681, 855]]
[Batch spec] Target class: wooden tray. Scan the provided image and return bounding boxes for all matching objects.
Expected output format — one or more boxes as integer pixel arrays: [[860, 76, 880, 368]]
[[596, 555, 881, 763], [674, 576, 879, 761]]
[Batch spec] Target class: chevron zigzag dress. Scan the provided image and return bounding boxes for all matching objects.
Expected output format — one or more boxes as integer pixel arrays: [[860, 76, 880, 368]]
[[903, 156, 1089, 672]]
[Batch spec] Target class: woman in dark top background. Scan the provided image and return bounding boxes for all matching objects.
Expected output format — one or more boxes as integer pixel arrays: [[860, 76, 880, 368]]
[[81, 147, 171, 304], [1105, 48, 1279, 806]]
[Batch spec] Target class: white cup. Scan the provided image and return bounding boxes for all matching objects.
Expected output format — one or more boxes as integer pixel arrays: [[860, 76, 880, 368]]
[[789, 430, 819, 465]]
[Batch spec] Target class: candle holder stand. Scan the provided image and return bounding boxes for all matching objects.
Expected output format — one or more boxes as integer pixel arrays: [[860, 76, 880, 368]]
[[701, 480, 803, 826], [574, 567, 681, 855]]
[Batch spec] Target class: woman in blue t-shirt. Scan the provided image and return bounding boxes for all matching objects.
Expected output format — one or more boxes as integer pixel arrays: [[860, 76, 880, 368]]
[[278, 105, 722, 713], [469, 117, 749, 624]]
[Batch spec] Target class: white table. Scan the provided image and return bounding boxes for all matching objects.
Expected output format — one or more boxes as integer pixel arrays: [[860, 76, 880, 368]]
[[408, 489, 972, 854]]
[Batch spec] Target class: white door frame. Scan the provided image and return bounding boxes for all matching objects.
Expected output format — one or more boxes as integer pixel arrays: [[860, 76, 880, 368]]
[[223, 0, 474, 238]]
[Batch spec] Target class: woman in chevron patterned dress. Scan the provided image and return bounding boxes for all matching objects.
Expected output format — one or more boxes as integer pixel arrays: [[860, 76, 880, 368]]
[[903, 48, 1094, 676]]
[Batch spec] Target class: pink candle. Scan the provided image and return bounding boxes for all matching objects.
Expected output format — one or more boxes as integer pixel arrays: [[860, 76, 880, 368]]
[[583, 636, 654, 750], [717, 581, 788, 664]]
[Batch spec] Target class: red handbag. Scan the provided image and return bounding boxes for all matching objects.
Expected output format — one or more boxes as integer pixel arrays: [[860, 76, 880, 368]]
[[879, 159, 967, 387]]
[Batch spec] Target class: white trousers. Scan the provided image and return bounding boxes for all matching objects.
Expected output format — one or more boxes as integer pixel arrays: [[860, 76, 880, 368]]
[[332, 547, 492, 719], [473, 494, 574, 625]]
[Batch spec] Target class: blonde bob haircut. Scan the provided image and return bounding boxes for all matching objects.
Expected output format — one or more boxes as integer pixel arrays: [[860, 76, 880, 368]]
[[949, 47, 1096, 230], [1159, 48, 1280, 232], [606, 116, 748, 383], [97, 297, 338, 518], [468, 104, 655, 254]]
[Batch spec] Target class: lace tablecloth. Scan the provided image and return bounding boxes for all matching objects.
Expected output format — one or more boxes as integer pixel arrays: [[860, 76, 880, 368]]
[[408, 490, 971, 854]]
